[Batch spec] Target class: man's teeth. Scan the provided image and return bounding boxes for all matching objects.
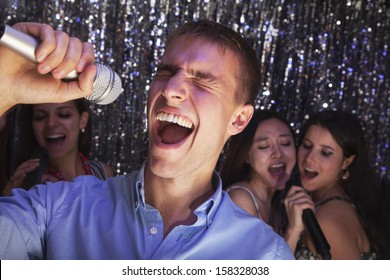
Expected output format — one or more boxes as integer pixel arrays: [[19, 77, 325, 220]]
[[157, 112, 193, 129]]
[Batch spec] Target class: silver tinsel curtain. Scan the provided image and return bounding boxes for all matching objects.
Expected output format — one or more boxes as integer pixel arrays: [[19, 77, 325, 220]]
[[3, 0, 390, 180]]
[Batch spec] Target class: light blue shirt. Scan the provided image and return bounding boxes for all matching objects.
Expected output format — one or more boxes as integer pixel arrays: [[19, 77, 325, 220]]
[[0, 163, 294, 260]]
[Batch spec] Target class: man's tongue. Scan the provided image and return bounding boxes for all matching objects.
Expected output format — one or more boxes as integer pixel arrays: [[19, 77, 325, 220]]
[[160, 123, 190, 144]]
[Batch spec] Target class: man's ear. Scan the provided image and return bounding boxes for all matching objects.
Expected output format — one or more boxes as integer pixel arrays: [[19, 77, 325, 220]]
[[227, 104, 254, 136]]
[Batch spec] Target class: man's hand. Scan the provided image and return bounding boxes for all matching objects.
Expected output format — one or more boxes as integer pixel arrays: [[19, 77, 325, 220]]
[[0, 22, 96, 115]]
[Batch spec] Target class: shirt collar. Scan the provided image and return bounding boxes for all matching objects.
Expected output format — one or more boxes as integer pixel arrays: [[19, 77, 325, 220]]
[[133, 160, 223, 227], [194, 171, 222, 227], [134, 161, 147, 210]]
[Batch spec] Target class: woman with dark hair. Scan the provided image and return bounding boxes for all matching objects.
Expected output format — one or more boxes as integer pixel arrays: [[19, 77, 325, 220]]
[[284, 110, 390, 259], [220, 109, 304, 249], [2, 99, 113, 196]]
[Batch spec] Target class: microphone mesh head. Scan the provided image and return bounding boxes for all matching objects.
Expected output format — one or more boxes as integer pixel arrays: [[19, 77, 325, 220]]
[[86, 64, 123, 105]]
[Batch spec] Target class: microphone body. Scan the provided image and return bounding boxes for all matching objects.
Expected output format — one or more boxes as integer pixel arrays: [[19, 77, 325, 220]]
[[0, 23, 123, 105], [285, 175, 332, 260], [20, 147, 48, 190], [302, 208, 331, 260]]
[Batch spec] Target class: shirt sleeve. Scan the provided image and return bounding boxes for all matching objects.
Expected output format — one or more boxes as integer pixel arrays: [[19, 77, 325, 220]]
[[0, 179, 76, 260]]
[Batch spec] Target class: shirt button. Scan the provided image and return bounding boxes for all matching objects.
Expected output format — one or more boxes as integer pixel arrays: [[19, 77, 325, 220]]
[[150, 227, 158, 235]]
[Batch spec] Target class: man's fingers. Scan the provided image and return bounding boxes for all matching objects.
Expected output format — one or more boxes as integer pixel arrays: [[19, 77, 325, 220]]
[[77, 42, 95, 72], [70, 64, 96, 99], [13, 22, 56, 63]]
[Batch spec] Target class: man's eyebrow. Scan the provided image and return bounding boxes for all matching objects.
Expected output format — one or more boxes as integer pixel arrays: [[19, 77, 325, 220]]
[[190, 69, 218, 81], [157, 64, 218, 82]]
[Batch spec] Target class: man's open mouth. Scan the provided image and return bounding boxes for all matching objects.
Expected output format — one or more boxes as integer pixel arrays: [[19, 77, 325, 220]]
[[156, 112, 194, 144]]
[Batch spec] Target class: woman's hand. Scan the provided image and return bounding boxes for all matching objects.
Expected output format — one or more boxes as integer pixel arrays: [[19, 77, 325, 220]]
[[283, 185, 315, 252], [2, 159, 40, 195]]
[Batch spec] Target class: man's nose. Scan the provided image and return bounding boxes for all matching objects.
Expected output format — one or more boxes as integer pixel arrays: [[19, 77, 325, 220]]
[[162, 74, 188, 103]]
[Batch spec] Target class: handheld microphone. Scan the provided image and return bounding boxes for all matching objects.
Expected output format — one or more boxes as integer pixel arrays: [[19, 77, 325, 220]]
[[20, 146, 48, 190], [0, 23, 123, 105], [285, 174, 332, 260]]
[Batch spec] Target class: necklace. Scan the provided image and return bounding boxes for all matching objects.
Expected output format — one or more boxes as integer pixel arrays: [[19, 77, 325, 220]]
[[47, 152, 92, 181]]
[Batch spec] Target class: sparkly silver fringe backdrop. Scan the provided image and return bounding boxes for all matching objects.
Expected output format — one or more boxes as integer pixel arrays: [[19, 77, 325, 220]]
[[4, 0, 390, 179]]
